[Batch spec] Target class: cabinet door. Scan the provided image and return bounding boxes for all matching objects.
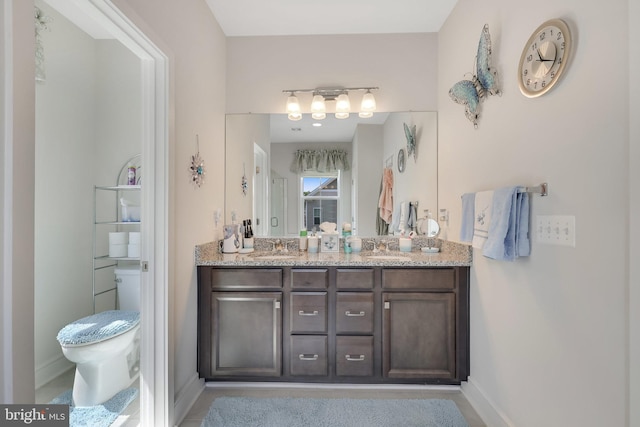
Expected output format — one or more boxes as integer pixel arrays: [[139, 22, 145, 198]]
[[382, 292, 455, 379], [210, 292, 281, 377]]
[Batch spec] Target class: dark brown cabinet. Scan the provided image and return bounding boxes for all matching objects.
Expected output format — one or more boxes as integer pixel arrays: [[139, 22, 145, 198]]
[[198, 265, 469, 384]]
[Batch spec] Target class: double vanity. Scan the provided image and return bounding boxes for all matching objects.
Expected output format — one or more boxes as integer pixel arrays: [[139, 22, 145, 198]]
[[195, 237, 471, 385]]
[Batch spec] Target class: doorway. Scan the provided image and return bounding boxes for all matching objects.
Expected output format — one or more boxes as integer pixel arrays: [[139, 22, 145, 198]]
[[32, 0, 169, 425]]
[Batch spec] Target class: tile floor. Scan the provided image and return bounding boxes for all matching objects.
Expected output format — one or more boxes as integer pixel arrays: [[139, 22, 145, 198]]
[[37, 371, 486, 427]]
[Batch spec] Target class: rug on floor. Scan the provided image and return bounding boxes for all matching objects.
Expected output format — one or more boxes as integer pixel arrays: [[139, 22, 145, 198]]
[[49, 388, 138, 427], [201, 396, 470, 427]]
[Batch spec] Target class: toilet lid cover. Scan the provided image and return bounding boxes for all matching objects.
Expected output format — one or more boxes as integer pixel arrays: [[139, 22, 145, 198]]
[[57, 310, 140, 346]]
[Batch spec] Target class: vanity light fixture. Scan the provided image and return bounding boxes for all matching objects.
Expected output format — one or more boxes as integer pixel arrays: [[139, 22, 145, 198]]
[[283, 87, 378, 121], [286, 91, 302, 121], [359, 89, 377, 118]]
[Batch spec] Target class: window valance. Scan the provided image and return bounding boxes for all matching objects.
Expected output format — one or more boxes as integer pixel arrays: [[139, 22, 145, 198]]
[[290, 149, 351, 173]]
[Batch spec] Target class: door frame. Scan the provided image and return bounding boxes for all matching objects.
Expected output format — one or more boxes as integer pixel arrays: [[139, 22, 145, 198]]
[[87, 1, 171, 425]]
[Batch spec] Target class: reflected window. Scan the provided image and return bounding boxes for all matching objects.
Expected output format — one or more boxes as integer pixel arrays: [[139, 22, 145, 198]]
[[301, 173, 340, 232]]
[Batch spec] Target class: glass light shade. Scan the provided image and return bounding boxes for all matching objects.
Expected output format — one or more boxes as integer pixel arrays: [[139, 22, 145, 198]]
[[286, 94, 301, 114], [358, 111, 373, 118], [311, 95, 326, 116], [335, 112, 350, 120], [335, 93, 351, 113], [360, 91, 376, 112], [312, 112, 326, 120], [288, 111, 302, 121]]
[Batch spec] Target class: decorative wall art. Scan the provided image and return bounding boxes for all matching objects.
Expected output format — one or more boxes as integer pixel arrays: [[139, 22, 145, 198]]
[[35, 6, 52, 83], [241, 164, 248, 196], [449, 24, 501, 129], [403, 123, 416, 161], [189, 135, 206, 187]]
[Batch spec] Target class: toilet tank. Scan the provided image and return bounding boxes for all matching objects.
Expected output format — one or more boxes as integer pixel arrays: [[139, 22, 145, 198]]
[[115, 265, 141, 311]]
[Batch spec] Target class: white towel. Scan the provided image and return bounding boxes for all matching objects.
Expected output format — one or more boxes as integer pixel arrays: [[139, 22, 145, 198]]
[[398, 202, 407, 234], [472, 190, 493, 249]]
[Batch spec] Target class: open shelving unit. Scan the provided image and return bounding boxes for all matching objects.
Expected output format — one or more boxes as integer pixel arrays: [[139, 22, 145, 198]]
[[92, 155, 141, 313]]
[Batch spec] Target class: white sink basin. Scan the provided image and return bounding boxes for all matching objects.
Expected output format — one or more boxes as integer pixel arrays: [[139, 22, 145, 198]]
[[366, 255, 410, 261], [253, 255, 297, 260]]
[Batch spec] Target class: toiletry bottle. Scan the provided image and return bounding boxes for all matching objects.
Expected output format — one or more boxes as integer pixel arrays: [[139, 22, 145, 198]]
[[299, 229, 308, 251], [127, 164, 136, 185], [342, 223, 352, 254]]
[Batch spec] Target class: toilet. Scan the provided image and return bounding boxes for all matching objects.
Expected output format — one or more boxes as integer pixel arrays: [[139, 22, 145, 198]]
[[56, 266, 141, 407]]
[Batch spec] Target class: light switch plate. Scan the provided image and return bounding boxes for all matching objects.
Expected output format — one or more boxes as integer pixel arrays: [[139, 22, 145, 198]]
[[536, 215, 576, 247]]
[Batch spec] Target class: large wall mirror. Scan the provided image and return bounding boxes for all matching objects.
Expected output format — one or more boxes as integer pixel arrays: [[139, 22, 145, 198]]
[[225, 112, 437, 237]]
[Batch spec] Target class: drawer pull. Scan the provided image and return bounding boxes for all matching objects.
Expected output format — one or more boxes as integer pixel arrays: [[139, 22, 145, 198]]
[[345, 354, 365, 362], [299, 354, 319, 361], [345, 310, 365, 317], [298, 310, 319, 316]]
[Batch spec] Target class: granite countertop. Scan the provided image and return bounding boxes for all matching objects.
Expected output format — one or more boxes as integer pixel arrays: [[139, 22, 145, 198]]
[[195, 237, 472, 267]]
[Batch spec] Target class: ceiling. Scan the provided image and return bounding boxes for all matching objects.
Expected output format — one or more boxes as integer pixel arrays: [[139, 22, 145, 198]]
[[205, 0, 458, 37]]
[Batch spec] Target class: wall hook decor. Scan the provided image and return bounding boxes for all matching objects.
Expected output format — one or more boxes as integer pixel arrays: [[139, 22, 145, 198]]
[[449, 24, 501, 129], [190, 134, 206, 187]]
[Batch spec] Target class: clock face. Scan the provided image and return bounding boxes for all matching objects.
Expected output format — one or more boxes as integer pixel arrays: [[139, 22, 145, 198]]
[[518, 19, 571, 97]]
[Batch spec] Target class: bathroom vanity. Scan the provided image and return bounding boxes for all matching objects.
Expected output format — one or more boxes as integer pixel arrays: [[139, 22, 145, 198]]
[[195, 239, 471, 385]]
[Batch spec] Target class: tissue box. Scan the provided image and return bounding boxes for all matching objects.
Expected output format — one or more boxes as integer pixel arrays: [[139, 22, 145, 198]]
[[320, 234, 339, 253]]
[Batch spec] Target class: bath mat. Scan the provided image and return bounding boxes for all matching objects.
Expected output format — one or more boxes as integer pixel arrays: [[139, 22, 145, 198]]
[[201, 396, 469, 427], [49, 387, 138, 427]]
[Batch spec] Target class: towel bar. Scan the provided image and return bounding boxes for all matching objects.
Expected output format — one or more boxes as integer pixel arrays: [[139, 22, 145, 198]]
[[520, 182, 548, 196]]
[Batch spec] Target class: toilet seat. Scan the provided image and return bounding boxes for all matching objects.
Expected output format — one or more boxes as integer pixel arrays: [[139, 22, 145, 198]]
[[57, 310, 140, 347]]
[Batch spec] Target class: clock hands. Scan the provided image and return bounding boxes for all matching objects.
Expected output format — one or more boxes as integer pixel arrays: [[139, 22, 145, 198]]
[[536, 48, 554, 63]]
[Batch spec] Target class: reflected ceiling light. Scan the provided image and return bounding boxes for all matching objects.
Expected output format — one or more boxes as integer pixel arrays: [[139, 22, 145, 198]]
[[282, 87, 379, 121], [358, 89, 377, 118]]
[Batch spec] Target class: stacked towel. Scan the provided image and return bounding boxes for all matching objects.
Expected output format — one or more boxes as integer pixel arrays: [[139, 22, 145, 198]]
[[460, 186, 531, 261], [378, 168, 394, 224]]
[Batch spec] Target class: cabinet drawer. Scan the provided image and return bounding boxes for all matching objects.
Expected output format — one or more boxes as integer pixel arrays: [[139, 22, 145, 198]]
[[290, 292, 327, 333], [290, 336, 328, 376], [336, 336, 374, 377], [291, 269, 328, 289], [210, 268, 282, 290], [336, 269, 374, 289], [382, 268, 455, 290], [336, 293, 374, 334]]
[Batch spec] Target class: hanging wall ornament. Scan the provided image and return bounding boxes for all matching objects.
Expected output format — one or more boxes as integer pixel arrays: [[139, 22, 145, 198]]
[[35, 6, 52, 83], [449, 24, 501, 129], [189, 135, 206, 187], [241, 163, 248, 196]]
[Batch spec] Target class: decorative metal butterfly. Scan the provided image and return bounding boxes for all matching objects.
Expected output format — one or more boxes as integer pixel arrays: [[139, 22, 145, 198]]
[[403, 123, 417, 161], [449, 24, 501, 129]]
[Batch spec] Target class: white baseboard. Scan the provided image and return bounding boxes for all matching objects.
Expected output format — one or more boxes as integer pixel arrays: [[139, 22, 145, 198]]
[[461, 376, 514, 427], [173, 373, 204, 427], [35, 355, 74, 389]]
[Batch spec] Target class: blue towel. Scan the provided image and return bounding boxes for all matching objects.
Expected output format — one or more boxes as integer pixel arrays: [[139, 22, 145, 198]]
[[483, 186, 530, 261], [460, 193, 475, 242]]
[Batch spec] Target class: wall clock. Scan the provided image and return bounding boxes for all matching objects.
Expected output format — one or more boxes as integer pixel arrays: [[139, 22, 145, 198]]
[[518, 19, 572, 98]]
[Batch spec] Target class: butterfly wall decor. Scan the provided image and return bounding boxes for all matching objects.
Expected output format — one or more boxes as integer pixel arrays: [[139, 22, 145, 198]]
[[449, 24, 501, 129], [403, 123, 417, 161]]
